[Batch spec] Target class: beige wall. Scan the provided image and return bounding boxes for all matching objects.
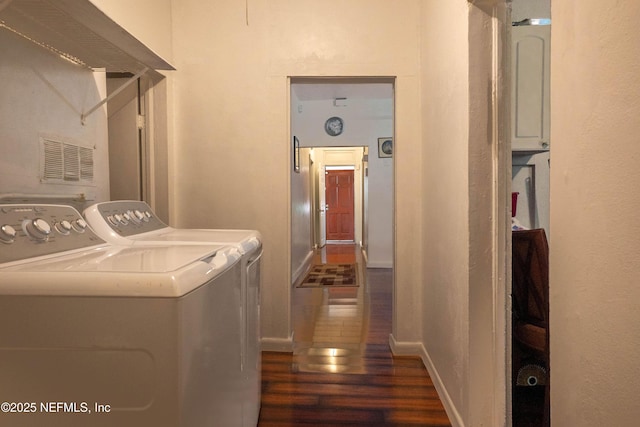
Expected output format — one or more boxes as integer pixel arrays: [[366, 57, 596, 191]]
[[551, 1, 640, 425], [419, 1, 506, 425], [169, 0, 424, 351], [290, 145, 313, 283], [419, 0, 470, 423]]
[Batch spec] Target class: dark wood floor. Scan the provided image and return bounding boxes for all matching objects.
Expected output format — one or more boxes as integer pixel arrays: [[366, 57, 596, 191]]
[[258, 245, 452, 426]]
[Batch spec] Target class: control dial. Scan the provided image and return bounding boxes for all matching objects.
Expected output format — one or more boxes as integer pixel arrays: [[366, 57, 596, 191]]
[[24, 218, 51, 241], [134, 210, 146, 222], [55, 220, 73, 235], [72, 218, 88, 233], [0, 224, 17, 244], [128, 210, 141, 224], [114, 214, 128, 226]]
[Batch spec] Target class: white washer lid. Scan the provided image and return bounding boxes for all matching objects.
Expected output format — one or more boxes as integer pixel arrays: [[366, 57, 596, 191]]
[[130, 228, 262, 254], [0, 244, 241, 297]]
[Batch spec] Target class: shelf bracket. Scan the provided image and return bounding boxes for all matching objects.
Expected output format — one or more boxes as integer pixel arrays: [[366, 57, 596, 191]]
[[81, 67, 148, 125]]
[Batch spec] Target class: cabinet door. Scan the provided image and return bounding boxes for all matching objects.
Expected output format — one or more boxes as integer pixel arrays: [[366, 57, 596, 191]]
[[511, 25, 551, 151]]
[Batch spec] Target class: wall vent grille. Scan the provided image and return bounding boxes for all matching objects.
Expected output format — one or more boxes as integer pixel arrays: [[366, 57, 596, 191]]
[[41, 138, 94, 185]]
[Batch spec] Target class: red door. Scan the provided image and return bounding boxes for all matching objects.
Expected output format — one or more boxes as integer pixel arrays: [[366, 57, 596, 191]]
[[325, 169, 355, 241]]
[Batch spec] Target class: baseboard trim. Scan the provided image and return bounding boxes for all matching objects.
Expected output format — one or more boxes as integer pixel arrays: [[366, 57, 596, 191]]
[[366, 261, 393, 269], [388, 334, 423, 355], [361, 247, 369, 265], [389, 334, 465, 427], [291, 250, 314, 287], [261, 334, 294, 352]]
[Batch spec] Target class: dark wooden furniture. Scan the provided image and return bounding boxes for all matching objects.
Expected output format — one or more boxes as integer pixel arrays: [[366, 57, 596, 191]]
[[512, 229, 550, 427]]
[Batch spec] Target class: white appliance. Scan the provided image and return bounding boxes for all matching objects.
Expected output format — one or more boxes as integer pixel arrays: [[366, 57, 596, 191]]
[[0, 204, 244, 427], [83, 200, 262, 427]]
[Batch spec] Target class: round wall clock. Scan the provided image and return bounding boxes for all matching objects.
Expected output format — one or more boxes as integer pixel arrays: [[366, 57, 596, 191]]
[[324, 116, 344, 136]]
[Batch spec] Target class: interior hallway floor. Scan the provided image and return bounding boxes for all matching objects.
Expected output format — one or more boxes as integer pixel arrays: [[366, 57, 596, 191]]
[[258, 244, 452, 426]]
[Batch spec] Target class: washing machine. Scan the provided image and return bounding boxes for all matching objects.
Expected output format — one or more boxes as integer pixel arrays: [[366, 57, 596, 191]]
[[83, 200, 262, 427], [0, 204, 245, 427]]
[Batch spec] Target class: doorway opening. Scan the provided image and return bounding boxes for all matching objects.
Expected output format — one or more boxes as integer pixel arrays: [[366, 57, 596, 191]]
[[289, 76, 395, 339], [290, 77, 394, 277], [509, 1, 551, 425], [307, 148, 365, 263]]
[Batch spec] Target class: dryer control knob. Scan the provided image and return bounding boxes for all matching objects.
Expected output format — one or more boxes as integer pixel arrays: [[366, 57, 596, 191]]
[[73, 218, 88, 233], [114, 214, 129, 226], [25, 218, 51, 241], [134, 210, 145, 222], [128, 210, 141, 224], [55, 220, 72, 235], [0, 224, 17, 243]]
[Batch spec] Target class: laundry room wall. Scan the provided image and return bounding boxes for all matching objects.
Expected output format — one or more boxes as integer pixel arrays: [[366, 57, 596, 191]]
[[168, 0, 424, 352], [0, 29, 109, 206]]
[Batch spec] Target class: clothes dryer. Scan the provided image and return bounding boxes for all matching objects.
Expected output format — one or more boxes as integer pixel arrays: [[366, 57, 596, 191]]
[[84, 200, 262, 427], [0, 204, 244, 427]]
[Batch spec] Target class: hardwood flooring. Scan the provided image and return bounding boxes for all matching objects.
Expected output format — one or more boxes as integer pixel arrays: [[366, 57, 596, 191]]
[[258, 245, 452, 426]]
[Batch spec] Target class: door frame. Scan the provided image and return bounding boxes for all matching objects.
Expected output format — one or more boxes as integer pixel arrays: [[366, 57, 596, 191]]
[[469, 1, 513, 424], [311, 157, 327, 248], [324, 166, 356, 243], [310, 154, 367, 250]]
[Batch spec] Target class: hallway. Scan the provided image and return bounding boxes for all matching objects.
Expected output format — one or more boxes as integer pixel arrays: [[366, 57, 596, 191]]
[[258, 245, 451, 426]]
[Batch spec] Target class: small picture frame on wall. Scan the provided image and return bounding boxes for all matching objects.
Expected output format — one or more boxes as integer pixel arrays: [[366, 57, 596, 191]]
[[378, 137, 393, 158], [293, 136, 300, 172]]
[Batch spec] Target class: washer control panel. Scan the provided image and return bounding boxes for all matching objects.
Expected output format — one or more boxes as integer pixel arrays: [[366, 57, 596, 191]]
[[85, 200, 168, 237], [0, 204, 105, 265]]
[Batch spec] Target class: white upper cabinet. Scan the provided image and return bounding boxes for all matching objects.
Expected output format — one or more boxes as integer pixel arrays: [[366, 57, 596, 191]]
[[511, 25, 550, 151]]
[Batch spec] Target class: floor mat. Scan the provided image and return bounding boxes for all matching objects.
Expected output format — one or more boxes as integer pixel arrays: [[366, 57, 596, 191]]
[[297, 263, 358, 287]]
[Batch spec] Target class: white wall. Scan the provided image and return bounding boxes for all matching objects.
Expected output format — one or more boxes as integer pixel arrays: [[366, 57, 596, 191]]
[[551, 0, 640, 425], [0, 29, 109, 206]]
